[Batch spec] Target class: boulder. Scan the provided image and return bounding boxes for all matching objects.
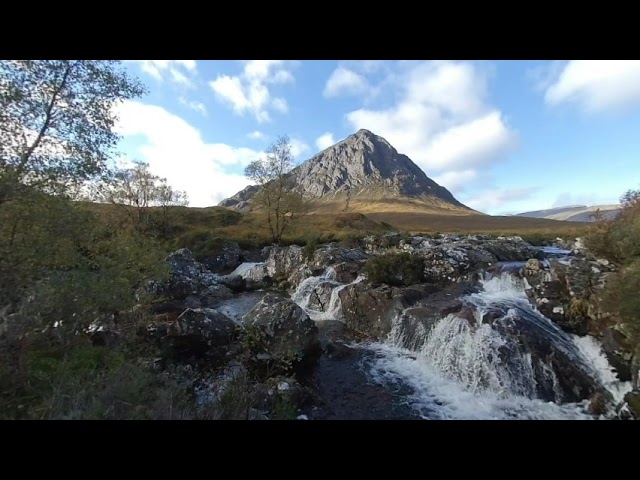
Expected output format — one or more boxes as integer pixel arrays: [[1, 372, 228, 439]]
[[217, 274, 246, 293], [151, 248, 221, 301], [243, 294, 321, 373], [200, 240, 241, 273], [165, 308, 237, 361]]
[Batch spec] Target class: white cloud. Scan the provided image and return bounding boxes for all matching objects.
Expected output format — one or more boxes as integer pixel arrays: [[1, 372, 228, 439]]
[[179, 97, 207, 116], [433, 169, 480, 194], [247, 130, 267, 141], [463, 187, 539, 214], [343, 61, 516, 200], [323, 67, 370, 98], [315, 132, 335, 151], [552, 192, 620, 208], [543, 60, 640, 113], [209, 60, 298, 123], [130, 60, 198, 88], [114, 100, 263, 207], [290, 138, 311, 160]]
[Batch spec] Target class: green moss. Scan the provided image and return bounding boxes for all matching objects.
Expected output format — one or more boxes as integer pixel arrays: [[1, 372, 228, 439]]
[[364, 252, 424, 287]]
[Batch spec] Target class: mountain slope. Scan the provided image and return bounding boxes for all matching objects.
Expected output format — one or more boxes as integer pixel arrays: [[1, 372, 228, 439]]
[[516, 205, 621, 222], [219, 129, 476, 215]]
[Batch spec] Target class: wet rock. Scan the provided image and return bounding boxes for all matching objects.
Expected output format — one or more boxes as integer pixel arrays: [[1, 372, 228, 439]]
[[339, 283, 396, 339], [601, 327, 633, 382], [151, 249, 222, 301], [623, 390, 640, 419], [217, 274, 246, 293], [243, 294, 321, 373], [587, 392, 608, 416], [231, 263, 271, 289], [200, 284, 233, 308], [307, 281, 337, 312], [200, 240, 241, 274], [169, 308, 237, 347], [325, 341, 356, 359], [339, 282, 448, 340]]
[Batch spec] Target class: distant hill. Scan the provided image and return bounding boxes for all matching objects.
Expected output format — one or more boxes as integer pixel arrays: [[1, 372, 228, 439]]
[[515, 204, 621, 222]]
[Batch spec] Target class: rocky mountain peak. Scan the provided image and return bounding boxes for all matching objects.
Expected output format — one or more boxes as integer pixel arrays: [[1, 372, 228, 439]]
[[219, 130, 470, 211]]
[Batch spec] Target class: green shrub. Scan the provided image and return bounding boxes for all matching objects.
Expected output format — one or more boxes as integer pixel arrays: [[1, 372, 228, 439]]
[[172, 230, 226, 259], [364, 252, 424, 287]]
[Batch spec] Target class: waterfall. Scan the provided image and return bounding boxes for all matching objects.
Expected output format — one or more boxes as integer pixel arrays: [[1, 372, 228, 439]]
[[291, 267, 364, 321], [361, 272, 631, 420]]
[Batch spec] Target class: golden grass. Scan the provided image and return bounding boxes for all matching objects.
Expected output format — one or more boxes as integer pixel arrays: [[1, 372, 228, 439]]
[[81, 201, 589, 248]]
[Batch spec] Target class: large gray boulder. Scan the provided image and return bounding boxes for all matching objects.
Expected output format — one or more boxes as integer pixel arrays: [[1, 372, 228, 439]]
[[243, 294, 320, 372]]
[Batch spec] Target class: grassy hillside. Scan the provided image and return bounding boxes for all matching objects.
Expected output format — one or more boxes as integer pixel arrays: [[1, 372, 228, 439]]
[[85, 201, 588, 252]]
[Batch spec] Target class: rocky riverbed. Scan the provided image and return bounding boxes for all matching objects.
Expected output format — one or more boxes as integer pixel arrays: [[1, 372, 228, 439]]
[[118, 232, 639, 420]]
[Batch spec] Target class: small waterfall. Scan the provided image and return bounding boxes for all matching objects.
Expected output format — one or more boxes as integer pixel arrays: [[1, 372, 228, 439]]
[[361, 272, 629, 419], [291, 267, 364, 321]]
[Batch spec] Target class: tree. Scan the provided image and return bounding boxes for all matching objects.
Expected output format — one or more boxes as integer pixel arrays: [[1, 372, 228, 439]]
[[244, 135, 309, 244], [0, 60, 146, 204], [93, 161, 188, 236]]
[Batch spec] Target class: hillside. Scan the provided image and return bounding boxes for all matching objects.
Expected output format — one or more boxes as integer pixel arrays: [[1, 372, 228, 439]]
[[220, 129, 477, 215], [516, 204, 621, 222]]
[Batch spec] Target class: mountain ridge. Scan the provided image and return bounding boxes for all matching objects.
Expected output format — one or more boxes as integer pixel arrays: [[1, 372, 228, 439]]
[[219, 129, 475, 214]]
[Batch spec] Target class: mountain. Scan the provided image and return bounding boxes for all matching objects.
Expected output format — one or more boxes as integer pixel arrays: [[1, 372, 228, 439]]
[[219, 129, 475, 215], [515, 204, 622, 222]]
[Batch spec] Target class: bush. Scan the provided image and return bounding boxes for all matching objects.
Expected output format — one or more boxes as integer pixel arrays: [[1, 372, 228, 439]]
[[172, 230, 225, 260], [364, 252, 424, 287], [585, 189, 640, 345]]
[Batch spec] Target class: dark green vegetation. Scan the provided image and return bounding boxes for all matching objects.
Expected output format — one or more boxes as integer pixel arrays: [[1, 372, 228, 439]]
[[586, 189, 640, 346], [364, 252, 425, 287]]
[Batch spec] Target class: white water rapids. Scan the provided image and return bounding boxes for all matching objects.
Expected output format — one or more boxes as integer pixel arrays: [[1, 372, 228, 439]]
[[291, 268, 632, 420]]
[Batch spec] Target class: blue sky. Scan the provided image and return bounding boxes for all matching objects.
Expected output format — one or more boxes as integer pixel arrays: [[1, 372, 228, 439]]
[[115, 60, 640, 214]]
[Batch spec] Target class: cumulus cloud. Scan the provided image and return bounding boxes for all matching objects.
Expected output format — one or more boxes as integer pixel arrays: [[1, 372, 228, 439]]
[[543, 60, 640, 113], [178, 97, 207, 116], [342, 61, 516, 193], [289, 138, 311, 160], [323, 67, 371, 98], [129, 60, 198, 88], [552, 192, 620, 208], [209, 60, 298, 123], [463, 187, 539, 214], [315, 132, 335, 151], [114, 100, 263, 207], [432, 169, 480, 193], [247, 130, 267, 141]]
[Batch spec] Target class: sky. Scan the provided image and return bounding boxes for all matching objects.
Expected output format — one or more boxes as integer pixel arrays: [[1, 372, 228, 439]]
[[115, 60, 640, 215]]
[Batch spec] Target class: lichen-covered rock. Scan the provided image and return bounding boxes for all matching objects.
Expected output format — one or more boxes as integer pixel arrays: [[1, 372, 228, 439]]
[[150, 248, 221, 301], [339, 282, 444, 339], [307, 281, 338, 312], [200, 240, 241, 274], [165, 308, 238, 362], [243, 294, 320, 372], [217, 274, 246, 293]]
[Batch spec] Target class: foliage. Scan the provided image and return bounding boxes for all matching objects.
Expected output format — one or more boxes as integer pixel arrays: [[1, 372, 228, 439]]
[[93, 161, 189, 238], [585, 189, 640, 344], [172, 229, 226, 260], [244, 135, 310, 244], [364, 252, 424, 287], [0, 60, 146, 204], [271, 394, 298, 420]]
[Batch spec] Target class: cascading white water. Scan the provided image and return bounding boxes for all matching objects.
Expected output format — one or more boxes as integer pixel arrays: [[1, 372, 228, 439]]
[[361, 272, 630, 420], [291, 267, 364, 321], [572, 335, 632, 405]]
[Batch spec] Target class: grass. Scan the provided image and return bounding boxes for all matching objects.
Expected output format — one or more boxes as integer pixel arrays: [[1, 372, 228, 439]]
[[82, 201, 589, 252]]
